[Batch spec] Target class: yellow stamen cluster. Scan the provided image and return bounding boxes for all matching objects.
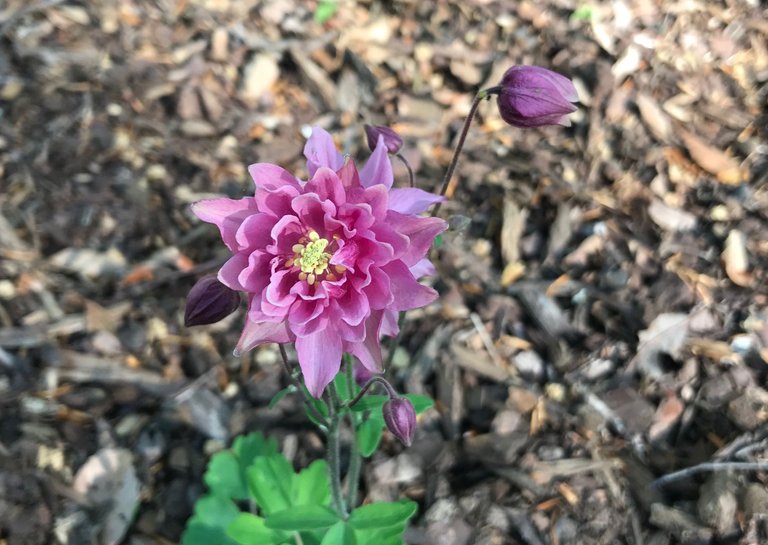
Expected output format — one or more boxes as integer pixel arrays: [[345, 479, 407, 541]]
[[285, 230, 346, 285]]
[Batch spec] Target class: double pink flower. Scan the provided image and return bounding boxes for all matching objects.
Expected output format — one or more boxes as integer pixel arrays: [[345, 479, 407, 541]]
[[192, 128, 446, 397]]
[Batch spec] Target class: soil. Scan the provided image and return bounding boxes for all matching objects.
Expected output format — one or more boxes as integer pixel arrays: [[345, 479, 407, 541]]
[[1, 1, 767, 544]]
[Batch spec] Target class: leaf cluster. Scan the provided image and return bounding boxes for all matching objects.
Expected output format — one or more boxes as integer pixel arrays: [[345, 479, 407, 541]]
[[182, 432, 419, 545]]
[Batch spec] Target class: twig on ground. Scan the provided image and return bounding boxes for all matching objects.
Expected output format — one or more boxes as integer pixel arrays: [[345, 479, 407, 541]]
[[651, 461, 768, 489]]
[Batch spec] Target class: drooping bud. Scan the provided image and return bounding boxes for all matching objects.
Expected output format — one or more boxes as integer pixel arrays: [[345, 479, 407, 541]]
[[184, 275, 240, 326], [495, 66, 578, 128], [382, 397, 416, 447], [364, 124, 403, 154]]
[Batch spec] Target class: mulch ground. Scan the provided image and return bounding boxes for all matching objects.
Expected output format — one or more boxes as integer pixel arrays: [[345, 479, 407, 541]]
[[1, 1, 767, 544]]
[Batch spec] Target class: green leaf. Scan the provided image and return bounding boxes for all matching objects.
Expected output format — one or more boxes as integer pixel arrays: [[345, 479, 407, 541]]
[[293, 459, 331, 507], [314, 0, 337, 24], [348, 500, 418, 530], [434, 234, 444, 248], [183, 518, 239, 545], [182, 495, 240, 545], [357, 416, 384, 458], [226, 513, 289, 545], [353, 525, 405, 545], [204, 451, 247, 500], [333, 370, 351, 400], [194, 494, 240, 525], [233, 432, 279, 467], [570, 5, 595, 21], [268, 385, 296, 409], [205, 432, 279, 501], [266, 505, 340, 531], [321, 521, 357, 545], [349, 395, 387, 413], [247, 455, 294, 515], [403, 394, 434, 415]]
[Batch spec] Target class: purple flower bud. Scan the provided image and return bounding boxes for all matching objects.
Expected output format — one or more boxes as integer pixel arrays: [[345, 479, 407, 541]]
[[383, 397, 416, 447], [185, 275, 240, 326], [364, 124, 404, 154], [353, 363, 380, 388], [495, 66, 578, 128]]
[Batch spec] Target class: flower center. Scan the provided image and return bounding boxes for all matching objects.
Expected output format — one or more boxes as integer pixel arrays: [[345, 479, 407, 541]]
[[286, 230, 345, 285]]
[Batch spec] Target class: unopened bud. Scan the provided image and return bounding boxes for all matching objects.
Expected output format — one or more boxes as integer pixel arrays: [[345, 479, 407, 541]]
[[495, 66, 578, 128], [184, 275, 240, 326], [383, 397, 416, 447], [364, 124, 404, 154]]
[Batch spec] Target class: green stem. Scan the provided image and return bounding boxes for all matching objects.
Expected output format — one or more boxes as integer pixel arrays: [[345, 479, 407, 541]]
[[344, 356, 362, 509], [325, 382, 347, 518], [278, 344, 329, 429]]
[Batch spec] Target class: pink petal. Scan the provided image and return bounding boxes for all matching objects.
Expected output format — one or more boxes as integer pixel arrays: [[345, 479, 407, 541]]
[[290, 194, 337, 237], [359, 135, 393, 190], [381, 309, 399, 337], [336, 158, 361, 189], [234, 319, 292, 356], [303, 126, 344, 177], [305, 167, 346, 206], [238, 251, 272, 293], [192, 198, 257, 251], [346, 310, 385, 373], [248, 163, 302, 192], [410, 258, 436, 279], [235, 213, 275, 251], [268, 215, 304, 255], [266, 269, 298, 307], [295, 328, 342, 398], [383, 261, 439, 311], [337, 287, 370, 326], [218, 253, 249, 290], [330, 241, 360, 271], [255, 186, 300, 218], [362, 266, 393, 309], [388, 188, 444, 214], [387, 212, 447, 266]]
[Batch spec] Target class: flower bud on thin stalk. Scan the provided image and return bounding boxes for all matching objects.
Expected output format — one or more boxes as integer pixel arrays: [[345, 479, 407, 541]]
[[364, 124, 414, 188], [383, 397, 416, 447], [430, 65, 578, 217], [184, 275, 240, 326]]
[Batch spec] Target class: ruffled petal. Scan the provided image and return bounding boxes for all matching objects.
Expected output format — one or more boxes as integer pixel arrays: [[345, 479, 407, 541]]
[[305, 166, 346, 206], [295, 328, 342, 398], [235, 213, 275, 252]]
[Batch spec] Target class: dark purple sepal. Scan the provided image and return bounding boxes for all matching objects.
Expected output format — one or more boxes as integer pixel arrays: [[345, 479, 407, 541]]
[[185, 275, 240, 326]]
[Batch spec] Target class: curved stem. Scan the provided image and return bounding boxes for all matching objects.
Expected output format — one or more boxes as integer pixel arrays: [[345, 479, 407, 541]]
[[347, 376, 398, 408], [430, 89, 496, 217], [395, 153, 415, 188]]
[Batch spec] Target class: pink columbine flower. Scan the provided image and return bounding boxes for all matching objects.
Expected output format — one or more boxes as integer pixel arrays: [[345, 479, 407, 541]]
[[191, 127, 446, 397]]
